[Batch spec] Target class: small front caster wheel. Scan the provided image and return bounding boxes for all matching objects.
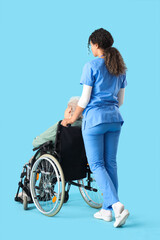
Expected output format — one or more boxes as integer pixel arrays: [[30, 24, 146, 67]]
[[23, 196, 28, 210], [64, 191, 69, 203]]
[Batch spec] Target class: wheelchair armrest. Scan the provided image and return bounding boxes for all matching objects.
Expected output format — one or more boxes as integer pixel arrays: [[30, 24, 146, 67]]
[[32, 140, 53, 151]]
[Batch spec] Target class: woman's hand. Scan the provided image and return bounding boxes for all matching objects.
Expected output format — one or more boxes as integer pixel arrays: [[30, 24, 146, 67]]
[[61, 118, 73, 127], [61, 105, 84, 127]]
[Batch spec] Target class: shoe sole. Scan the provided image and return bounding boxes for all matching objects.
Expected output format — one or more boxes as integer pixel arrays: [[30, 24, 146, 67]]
[[94, 214, 112, 222], [114, 209, 129, 227]]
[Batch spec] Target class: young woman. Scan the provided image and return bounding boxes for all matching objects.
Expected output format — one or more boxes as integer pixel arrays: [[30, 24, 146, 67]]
[[61, 28, 130, 227]]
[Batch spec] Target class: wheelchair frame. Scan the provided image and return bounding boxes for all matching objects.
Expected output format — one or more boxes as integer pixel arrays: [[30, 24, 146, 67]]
[[15, 120, 103, 215]]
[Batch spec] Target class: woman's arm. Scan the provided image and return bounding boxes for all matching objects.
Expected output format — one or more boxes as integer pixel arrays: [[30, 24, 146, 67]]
[[32, 121, 58, 148], [71, 84, 92, 123], [117, 88, 125, 107], [78, 84, 92, 108]]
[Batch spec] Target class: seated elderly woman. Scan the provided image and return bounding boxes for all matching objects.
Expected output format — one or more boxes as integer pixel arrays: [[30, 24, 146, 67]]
[[32, 96, 83, 148], [17, 96, 83, 202]]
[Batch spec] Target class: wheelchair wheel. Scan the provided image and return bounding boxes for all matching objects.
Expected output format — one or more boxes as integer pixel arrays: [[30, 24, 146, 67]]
[[23, 196, 28, 210], [30, 154, 65, 217], [78, 170, 103, 209]]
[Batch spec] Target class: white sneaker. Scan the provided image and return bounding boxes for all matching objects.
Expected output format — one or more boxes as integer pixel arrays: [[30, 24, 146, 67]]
[[113, 209, 130, 227], [94, 209, 112, 222], [112, 201, 129, 227], [112, 201, 124, 217]]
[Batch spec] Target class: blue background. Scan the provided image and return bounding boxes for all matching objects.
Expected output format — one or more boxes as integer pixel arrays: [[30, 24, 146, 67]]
[[0, 0, 160, 239]]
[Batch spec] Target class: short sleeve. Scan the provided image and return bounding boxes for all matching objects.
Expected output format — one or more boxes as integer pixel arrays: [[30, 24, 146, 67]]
[[80, 62, 94, 87], [121, 74, 128, 88]]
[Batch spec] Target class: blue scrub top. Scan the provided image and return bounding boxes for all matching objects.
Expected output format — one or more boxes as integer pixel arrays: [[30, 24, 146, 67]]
[[80, 57, 127, 129]]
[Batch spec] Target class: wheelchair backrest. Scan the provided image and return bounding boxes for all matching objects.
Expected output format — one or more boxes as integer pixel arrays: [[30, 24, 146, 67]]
[[54, 120, 88, 181]]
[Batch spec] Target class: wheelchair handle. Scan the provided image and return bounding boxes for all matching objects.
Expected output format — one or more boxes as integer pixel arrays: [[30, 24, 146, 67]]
[[59, 120, 71, 128]]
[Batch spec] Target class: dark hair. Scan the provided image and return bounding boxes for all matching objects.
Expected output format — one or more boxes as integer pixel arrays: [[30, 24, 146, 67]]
[[88, 28, 127, 76]]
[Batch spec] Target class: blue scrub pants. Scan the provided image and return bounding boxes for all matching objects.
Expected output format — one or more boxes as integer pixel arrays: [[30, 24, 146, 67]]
[[82, 121, 121, 210]]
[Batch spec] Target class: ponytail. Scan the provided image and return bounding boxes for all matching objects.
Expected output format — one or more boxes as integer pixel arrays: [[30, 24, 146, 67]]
[[103, 47, 127, 76]]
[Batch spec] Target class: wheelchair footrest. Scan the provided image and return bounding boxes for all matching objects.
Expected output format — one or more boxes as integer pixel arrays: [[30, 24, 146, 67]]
[[15, 196, 23, 204], [14, 196, 33, 204], [70, 181, 98, 192]]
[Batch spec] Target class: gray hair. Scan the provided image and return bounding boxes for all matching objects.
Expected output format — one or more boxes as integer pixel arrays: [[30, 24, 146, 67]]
[[68, 96, 83, 120]]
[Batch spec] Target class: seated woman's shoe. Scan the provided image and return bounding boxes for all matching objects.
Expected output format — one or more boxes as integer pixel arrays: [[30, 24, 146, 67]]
[[112, 201, 129, 227], [94, 209, 112, 222], [18, 191, 31, 202]]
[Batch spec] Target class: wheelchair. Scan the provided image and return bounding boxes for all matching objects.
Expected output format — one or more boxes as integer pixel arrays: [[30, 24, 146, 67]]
[[15, 120, 103, 217]]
